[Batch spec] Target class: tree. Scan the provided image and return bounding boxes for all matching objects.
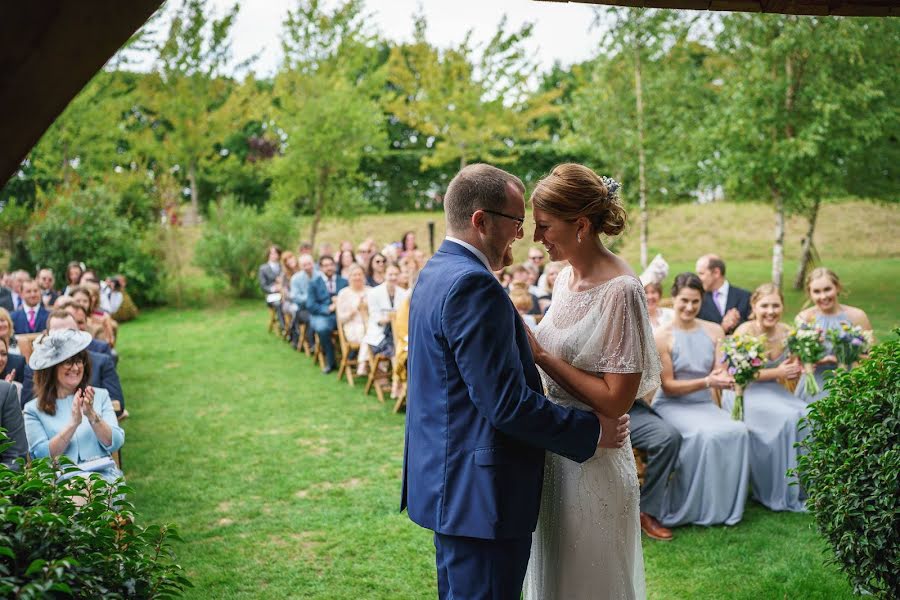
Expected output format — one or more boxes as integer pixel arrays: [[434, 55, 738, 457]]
[[136, 0, 243, 219], [568, 9, 711, 268], [386, 14, 559, 172], [268, 0, 387, 246], [711, 15, 898, 288]]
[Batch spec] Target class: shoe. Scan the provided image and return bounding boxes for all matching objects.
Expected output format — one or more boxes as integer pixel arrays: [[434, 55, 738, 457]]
[[640, 513, 673, 541], [322, 366, 335, 374]]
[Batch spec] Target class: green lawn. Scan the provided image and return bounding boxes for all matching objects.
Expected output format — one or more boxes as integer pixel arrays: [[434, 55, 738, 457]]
[[118, 266, 896, 597]]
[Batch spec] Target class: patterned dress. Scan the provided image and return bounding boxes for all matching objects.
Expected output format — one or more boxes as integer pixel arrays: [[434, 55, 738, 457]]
[[524, 269, 661, 600]]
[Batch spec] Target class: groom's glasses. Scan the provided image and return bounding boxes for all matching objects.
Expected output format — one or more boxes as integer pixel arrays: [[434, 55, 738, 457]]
[[481, 209, 525, 233]]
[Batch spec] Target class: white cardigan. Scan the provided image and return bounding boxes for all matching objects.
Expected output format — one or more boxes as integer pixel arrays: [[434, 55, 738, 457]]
[[363, 284, 408, 347]]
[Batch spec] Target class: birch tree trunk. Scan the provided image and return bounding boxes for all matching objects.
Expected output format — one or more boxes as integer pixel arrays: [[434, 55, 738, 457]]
[[771, 185, 785, 288], [793, 197, 821, 290], [634, 44, 649, 269]]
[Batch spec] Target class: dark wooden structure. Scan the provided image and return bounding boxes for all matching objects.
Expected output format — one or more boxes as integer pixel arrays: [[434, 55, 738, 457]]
[[0, 1, 163, 186], [541, 0, 899, 16]]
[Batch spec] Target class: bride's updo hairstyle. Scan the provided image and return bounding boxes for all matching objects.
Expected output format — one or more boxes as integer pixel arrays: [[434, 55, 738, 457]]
[[530, 163, 627, 237]]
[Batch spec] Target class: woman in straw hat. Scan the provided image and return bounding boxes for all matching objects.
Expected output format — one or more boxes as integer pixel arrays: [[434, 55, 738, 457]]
[[22, 328, 124, 483]]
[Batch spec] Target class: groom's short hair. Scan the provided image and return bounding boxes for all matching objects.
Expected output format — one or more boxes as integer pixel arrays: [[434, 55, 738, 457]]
[[444, 164, 525, 232]]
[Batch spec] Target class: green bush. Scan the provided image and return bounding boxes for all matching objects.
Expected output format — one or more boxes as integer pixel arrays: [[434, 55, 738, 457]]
[[27, 187, 163, 307], [0, 437, 190, 598], [194, 197, 295, 298], [796, 331, 900, 599]]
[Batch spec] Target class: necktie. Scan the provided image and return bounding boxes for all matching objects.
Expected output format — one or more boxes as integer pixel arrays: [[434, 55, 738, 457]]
[[27, 308, 36, 330], [713, 290, 724, 316], [328, 279, 334, 294]]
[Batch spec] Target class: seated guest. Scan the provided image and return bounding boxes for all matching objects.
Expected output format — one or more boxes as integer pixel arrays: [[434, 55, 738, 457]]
[[640, 256, 673, 331], [289, 254, 317, 349], [61, 303, 114, 357], [37, 268, 60, 307], [278, 252, 300, 327], [509, 282, 537, 330], [721, 284, 807, 512], [309, 256, 347, 373], [795, 267, 874, 404], [9, 270, 30, 312], [695, 254, 751, 334], [336, 250, 357, 279], [360, 265, 406, 377], [398, 231, 417, 258], [259, 245, 284, 331], [0, 280, 13, 313], [528, 247, 546, 277], [101, 275, 127, 317], [0, 379, 27, 468], [12, 280, 49, 335], [397, 256, 419, 290], [366, 253, 388, 287], [21, 311, 125, 416], [23, 329, 124, 484], [508, 265, 541, 315], [336, 264, 370, 367], [652, 273, 750, 527], [355, 241, 375, 269], [70, 286, 116, 346], [0, 335, 25, 389], [63, 261, 84, 296], [0, 307, 18, 354], [391, 292, 411, 400]]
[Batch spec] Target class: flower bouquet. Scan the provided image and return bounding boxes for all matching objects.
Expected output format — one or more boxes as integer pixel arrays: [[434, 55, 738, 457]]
[[827, 322, 873, 370], [785, 319, 827, 397], [720, 333, 767, 420]]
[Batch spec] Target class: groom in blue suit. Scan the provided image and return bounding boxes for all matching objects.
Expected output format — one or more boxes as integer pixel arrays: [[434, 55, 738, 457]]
[[402, 164, 627, 599]]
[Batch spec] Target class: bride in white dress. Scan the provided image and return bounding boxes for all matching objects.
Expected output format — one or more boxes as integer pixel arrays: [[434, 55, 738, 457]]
[[523, 164, 662, 600]]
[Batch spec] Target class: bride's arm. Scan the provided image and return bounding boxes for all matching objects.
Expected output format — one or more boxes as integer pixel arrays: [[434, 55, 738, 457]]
[[526, 327, 639, 419]]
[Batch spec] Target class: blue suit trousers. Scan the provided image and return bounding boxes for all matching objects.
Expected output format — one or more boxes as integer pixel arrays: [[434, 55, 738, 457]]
[[434, 533, 532, 600]]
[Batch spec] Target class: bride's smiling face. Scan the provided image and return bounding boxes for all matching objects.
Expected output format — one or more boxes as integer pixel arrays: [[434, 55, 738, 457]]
[[532, 207, 578, 262]]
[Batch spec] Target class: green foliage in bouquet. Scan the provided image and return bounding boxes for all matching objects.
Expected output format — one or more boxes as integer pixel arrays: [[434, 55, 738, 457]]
[[194, 197, 296, 298], [0, 435, 191, 599], [795, 330, 899, 599]]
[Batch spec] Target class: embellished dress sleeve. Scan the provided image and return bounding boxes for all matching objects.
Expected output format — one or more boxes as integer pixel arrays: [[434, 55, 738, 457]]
[[570, 277, 663, 399]]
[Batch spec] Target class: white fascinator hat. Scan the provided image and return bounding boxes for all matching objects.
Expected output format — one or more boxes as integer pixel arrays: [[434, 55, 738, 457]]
[[28, 328, 92, 371], [639, 254, 669, 288]]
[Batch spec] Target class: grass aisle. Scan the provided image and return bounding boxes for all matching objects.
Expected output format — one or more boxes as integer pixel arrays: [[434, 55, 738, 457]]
[[121, 300, 858, 599]]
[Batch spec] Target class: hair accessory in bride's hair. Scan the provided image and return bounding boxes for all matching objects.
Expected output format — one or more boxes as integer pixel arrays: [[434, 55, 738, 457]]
[[600, 176, 620, 199]]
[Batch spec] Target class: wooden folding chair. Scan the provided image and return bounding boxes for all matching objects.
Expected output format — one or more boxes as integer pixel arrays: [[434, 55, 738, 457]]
[[335, 318, 360, 386], [267, 306, 277, 333], [282, 311, 293, 341], [296, 322, 311, 355], [364, 352, 392, 403], [313, 331, 341, 371]]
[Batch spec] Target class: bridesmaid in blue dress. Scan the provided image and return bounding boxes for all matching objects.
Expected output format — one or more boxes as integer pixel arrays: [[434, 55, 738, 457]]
[[795, 267, 874, 404], [653, 273, 750, 527], [721, 283, 807, 512]]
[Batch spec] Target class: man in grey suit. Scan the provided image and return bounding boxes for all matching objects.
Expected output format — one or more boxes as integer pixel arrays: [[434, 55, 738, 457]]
[[0, 380, 27, 468], [259, 245, 284, 331]]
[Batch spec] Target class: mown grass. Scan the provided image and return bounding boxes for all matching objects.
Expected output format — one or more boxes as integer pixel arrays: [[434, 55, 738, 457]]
[[119, 293, 893, 598]]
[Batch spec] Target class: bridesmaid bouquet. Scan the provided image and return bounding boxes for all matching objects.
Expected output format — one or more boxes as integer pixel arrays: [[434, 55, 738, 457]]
[[827, 322, 873, 370], [786, 320, 827, 396], [720, 334, 767, 420]]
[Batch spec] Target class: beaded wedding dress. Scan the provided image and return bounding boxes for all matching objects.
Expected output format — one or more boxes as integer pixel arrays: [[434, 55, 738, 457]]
[[524, 268, 662, 600]]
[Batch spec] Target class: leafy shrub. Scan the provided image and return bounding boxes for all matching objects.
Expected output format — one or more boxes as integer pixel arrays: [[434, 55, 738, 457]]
[[27, 187, 163, 307], [194, 197, 295, 298], [0, 437, 190, 598], [796, 331, 900, 598]]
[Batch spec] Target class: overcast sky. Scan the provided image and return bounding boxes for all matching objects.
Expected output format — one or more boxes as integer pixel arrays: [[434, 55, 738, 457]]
[[206, 0, 605, 75]]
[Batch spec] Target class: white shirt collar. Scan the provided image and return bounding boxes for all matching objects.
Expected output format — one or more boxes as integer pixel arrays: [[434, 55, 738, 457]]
[[445, 237, 491, 271], [714, 280, 730, 311]]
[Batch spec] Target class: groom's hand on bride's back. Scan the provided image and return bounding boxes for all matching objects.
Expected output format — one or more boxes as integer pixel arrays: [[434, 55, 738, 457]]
[[596, 413, 630, 449]]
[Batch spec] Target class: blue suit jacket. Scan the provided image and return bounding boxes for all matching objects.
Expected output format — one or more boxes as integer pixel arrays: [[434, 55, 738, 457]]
[[308, 275, 348, 317], [1, 353, 25, 384], [401, 241, 600, 540], [21, 351, 124, 411], [12, 305, 49, 335], [698, 284, 752, 333]]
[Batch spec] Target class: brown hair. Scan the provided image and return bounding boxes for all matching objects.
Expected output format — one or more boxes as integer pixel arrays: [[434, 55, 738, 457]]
[[444, 164, 525, 232], [671, 272, 704, 297], [46, 309, 75, 328], [643, 281, 663, 295], [34, 348, 92, 415], [806, 267, 841, 296], [530, 164, 627, 237], [70, 285, 98, 313], [509, 282, 533, 312]]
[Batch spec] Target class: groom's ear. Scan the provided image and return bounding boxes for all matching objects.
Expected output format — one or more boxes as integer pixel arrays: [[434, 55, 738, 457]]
[[471, 209, 487, 232]]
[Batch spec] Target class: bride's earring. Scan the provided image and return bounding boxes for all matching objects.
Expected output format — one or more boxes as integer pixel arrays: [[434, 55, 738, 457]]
[[577, 232, 582, 243]]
